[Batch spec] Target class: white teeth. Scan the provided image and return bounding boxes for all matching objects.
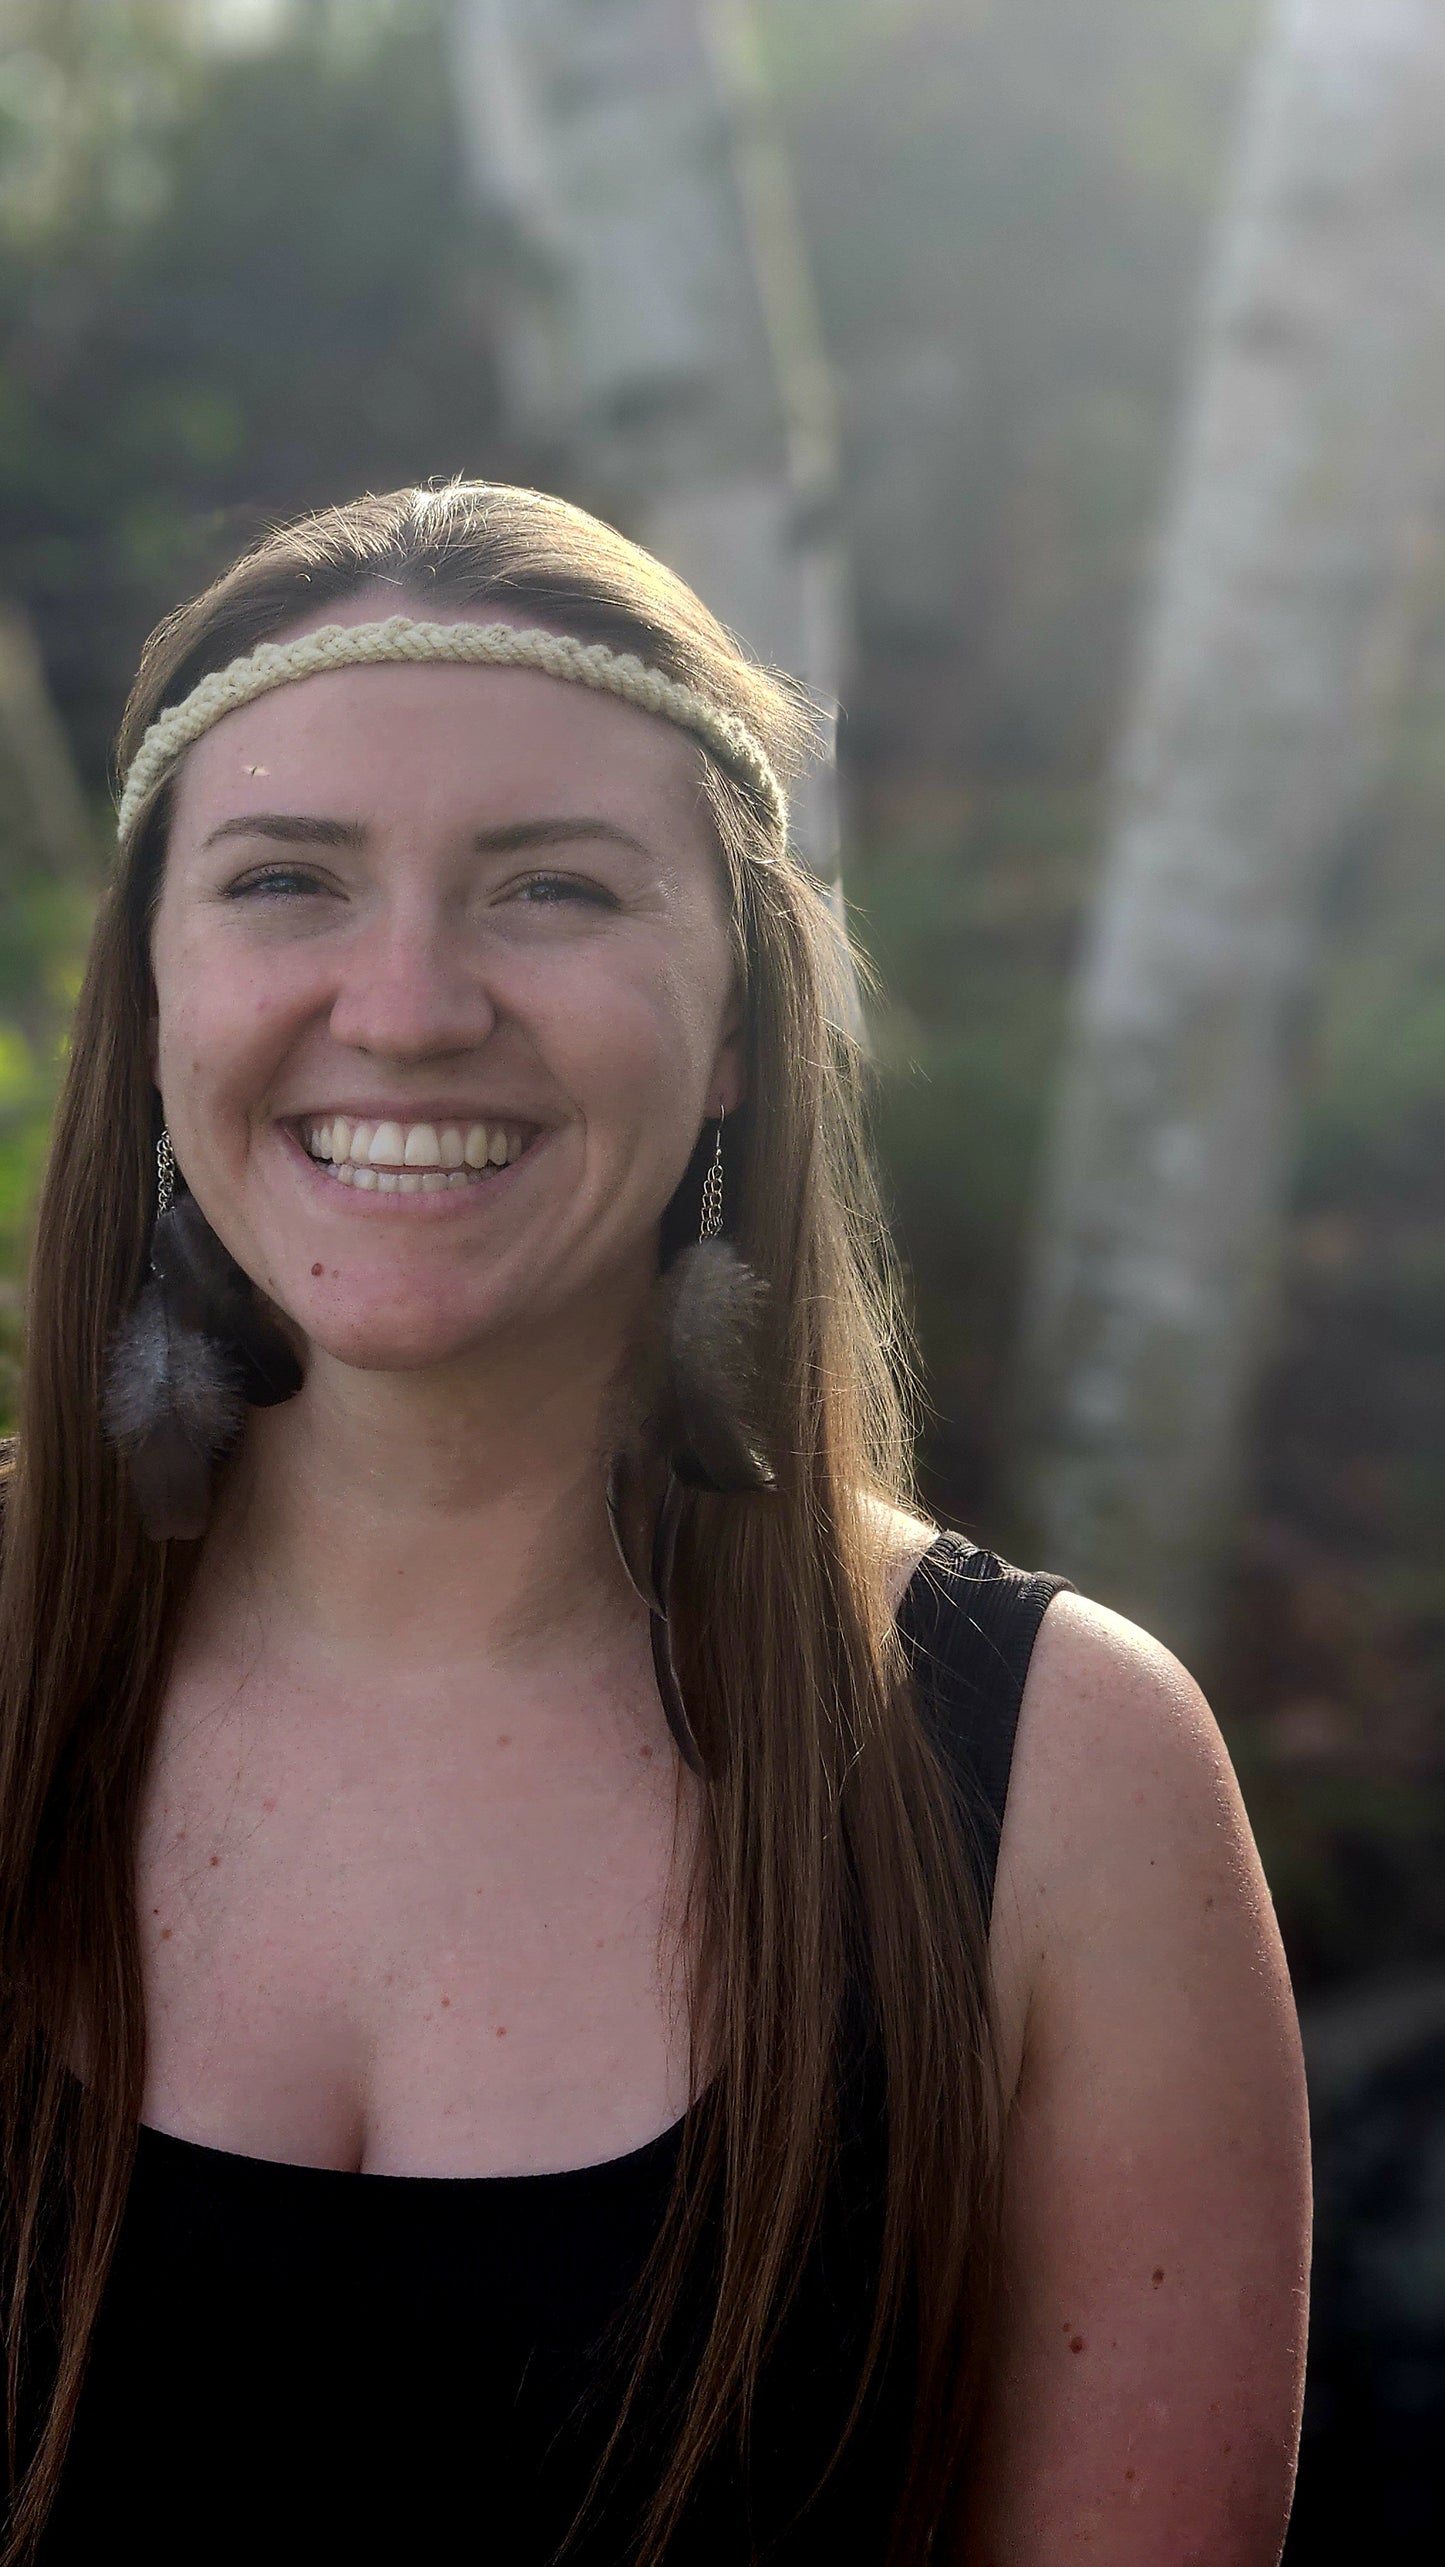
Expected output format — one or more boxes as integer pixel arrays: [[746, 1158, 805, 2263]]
[[306, 1114, 535, 1189], [369, 1121, 407, 1167]]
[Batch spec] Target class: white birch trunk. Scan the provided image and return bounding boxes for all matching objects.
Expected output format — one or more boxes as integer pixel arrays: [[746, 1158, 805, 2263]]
[[447, 0, 847, 892], [1015, 0, 1445, 1661]]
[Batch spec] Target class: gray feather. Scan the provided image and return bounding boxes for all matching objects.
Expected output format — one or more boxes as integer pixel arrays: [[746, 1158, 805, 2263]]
[[653, 1242, 776, 1492], [103, 1280, 245, 1541]]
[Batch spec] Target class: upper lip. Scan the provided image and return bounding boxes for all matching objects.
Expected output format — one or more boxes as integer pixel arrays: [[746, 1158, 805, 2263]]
[[281, 1106, 552, 1126]]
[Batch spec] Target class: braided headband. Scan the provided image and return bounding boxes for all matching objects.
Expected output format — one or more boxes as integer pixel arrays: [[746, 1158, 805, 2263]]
[[116, 614, 788, 847]]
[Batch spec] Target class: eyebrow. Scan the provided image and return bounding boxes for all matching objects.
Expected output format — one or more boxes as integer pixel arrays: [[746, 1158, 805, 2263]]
[[200, 812, 656, 859]]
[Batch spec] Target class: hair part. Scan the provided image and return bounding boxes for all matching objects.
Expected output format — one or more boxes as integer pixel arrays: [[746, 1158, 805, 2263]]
[[0, 480, 1003, 2562]]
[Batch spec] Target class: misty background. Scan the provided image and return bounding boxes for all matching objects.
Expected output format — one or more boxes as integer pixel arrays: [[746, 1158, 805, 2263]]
[[0, 1, 1441, 2549]]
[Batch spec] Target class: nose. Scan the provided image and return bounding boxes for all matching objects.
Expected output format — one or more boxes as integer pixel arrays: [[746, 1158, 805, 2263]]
[[326, 897, 498, 1062]]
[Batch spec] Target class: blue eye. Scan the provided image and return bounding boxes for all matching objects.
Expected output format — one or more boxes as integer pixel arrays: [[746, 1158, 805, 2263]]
[[226, 866, 328, 900], [512, 874, 613, 908]]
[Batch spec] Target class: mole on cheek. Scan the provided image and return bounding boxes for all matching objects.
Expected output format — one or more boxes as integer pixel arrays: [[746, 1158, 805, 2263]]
[[311, 1262, 323, 1278]]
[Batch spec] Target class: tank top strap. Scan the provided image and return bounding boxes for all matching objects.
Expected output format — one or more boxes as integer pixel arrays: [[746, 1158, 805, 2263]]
[[896, 1528, 1073, 1920]]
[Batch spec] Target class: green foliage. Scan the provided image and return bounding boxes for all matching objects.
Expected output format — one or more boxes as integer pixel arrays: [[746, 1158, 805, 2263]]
[[0, 0, 520, 783], [853, 783, 1095, 1515], [0, 861, 92, 1423]]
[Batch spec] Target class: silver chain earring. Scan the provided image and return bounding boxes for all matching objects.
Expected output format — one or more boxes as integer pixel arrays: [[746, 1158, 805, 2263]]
[[155, 1127, 176, 1223], [700, 1112, 725, 1243]]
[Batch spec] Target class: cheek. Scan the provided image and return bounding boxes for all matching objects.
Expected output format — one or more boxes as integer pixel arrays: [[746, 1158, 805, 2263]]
[[152, 925, 297, 1139], [543, 944, 725, 1135]]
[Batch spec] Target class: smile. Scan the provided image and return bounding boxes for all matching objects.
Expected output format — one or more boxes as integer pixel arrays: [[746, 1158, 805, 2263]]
[[299, 1116, 535, 1193]]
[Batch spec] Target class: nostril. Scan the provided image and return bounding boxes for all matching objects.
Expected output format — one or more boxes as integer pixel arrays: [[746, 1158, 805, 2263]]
[[327, 994, 501, 1057]]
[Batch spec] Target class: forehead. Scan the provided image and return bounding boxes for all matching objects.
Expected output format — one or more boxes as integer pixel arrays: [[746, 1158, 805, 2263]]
[[166, 657, 717, 853]]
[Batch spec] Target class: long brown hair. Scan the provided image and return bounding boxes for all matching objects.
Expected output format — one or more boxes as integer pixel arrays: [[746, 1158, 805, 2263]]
[[0, 483, 1003, 2560]]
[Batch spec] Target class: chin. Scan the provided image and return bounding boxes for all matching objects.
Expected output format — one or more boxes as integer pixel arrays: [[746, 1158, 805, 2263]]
[[297, 1298, 512, 1375]]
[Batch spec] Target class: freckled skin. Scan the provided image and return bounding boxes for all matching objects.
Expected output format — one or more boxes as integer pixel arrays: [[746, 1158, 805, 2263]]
[[947, 1597, 1310, 2563]]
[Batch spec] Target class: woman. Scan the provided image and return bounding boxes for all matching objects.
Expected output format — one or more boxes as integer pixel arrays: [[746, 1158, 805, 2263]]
[[0, 482, 1308, 2563]]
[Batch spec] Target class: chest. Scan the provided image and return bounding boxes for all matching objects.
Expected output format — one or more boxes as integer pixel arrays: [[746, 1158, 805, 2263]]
[[135, 1640, 695, 2176]]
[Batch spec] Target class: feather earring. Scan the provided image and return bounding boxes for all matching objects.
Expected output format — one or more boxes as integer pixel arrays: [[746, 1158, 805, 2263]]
[[607, 1116, 776, 1775], [104, 1130, 303, 1542]]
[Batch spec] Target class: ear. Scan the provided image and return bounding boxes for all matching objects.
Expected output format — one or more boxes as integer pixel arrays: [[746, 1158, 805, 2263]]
[[708, 988, 747, 1117]]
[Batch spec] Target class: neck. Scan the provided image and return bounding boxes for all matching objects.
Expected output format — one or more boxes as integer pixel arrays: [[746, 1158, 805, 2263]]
[[198, 1299, 640, 1665]]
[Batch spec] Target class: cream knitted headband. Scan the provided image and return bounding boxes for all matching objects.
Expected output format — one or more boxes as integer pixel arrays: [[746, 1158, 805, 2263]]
[[116, 614, 788, 848]]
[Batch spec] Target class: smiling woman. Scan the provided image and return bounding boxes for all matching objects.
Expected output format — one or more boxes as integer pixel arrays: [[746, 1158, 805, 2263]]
[[0, 484, 1309, 2565], [143, 606, 758, 1392]]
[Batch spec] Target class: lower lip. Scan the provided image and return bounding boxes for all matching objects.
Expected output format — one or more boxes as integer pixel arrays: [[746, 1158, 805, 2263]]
[[281, 1126, 545, 1210]]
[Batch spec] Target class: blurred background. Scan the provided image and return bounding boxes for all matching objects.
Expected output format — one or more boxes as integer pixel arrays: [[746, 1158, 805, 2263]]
[[0, 0, 1440, 2548]]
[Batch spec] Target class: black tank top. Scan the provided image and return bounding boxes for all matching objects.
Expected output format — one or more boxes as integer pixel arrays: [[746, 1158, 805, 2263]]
[[36, 1534, 1067, 2564]]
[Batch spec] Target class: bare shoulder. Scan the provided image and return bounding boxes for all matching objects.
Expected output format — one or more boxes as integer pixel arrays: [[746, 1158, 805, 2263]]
[[962, 1590, 1311, 2564], [995, 1590, 1291, 2017]]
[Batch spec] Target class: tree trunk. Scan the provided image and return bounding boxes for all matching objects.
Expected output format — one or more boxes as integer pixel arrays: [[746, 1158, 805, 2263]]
[[447, 0, 848, 894], [1013, 0, 1445, 1664]]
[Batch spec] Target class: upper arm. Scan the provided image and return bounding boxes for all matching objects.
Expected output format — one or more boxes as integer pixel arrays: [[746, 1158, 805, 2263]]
[[955, 1593, 1310, 2564]]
